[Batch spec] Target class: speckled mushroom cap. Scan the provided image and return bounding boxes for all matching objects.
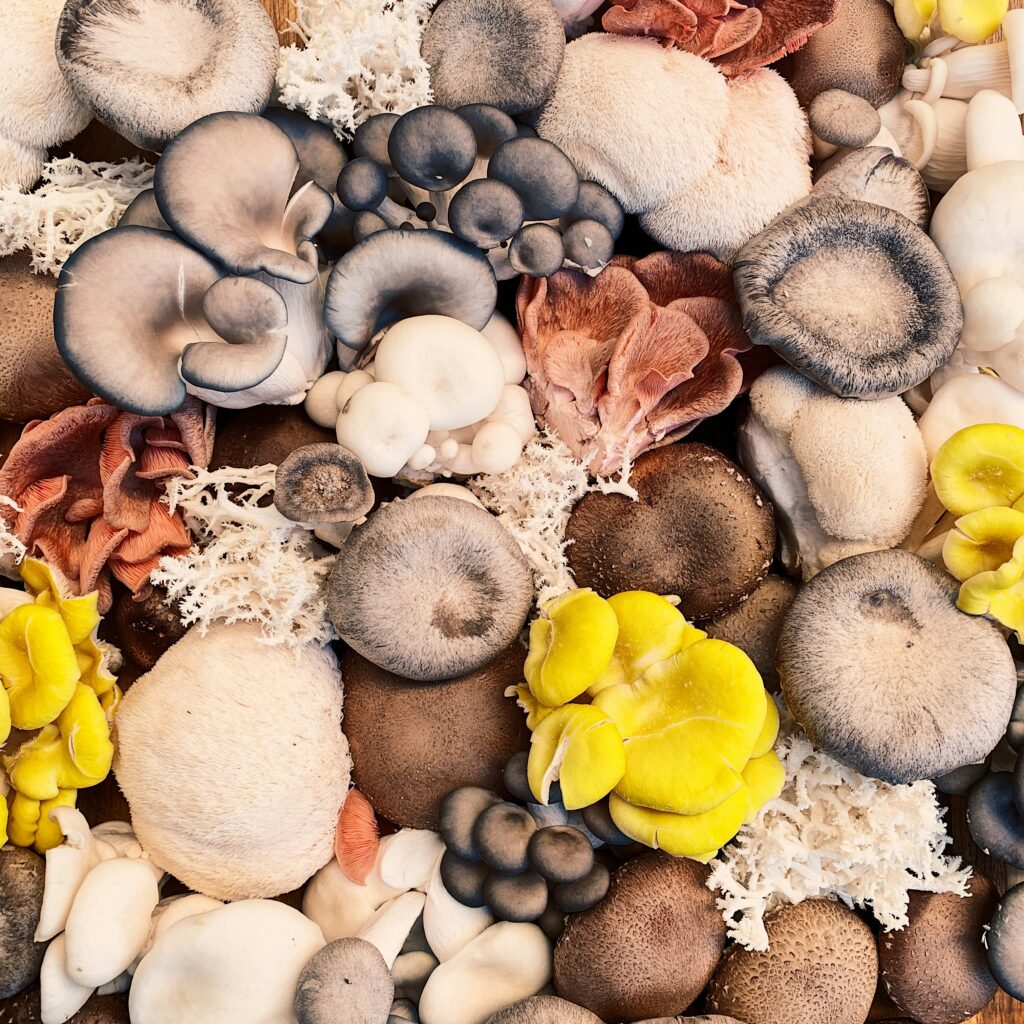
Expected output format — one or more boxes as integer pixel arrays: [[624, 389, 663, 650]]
[[484, 995, 604, 1024], [566, 444, 775, 620], [0, 847, 46, 1000], [0, 254, 91, 422], [341, 644, 530, 829], [879, 874, 998, 1024], [778, 549, 1017, 784], [553, 853, 725, 1022], [707, 899, 877, 1024]]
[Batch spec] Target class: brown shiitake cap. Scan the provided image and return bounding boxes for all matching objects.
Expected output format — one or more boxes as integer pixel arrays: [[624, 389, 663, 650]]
[[273, 443, 374, 524], [210, 405, 335, 470], [707, 899, 878, 1024], [566, 443, 775, 620], [879, 874, 998, 1024], [553, 852, 725, 1022]]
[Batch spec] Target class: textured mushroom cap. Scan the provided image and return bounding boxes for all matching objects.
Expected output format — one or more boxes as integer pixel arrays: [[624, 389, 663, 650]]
[[987, 882, 1024, 1000], [967, 773, 1024, 869], [553, 853, 724, 1022], [263, 107, 347, 193], [734, 196, 962, 399], [109, 584, 188, 671], [566, 444, 775, 620], [933, 759, 990, 796], [328, 497, 532, 681], [708, 900, 877, 1024], [422, 0, 565, 115], [338, 157, 390, 212], [483, 871, 550, 922], [778, 549, 1016, 784], [485, 997, 603, 1024], [809, 90, 881, 148], [488, 137, 580, 222], [448, 179, 525, 249], [0, 847, 46, 999], [474, 803, 537, 874], [295, 938, 395, 1024], [388, 107, 478, 192], [118, 189, 171, 231], [879, 874, 998, 1024], [702, 575, 798, 692], [784, 0, 905, 107], [114, 623, 351, 899], [0, 253, 91, 422], [341, 645, 530, 829], [211, 405, 335, 470], [274, 443, 374, 524], [527, 826, 594, 884], [56, 0, 279, 152], [509, 224, 566, 277]]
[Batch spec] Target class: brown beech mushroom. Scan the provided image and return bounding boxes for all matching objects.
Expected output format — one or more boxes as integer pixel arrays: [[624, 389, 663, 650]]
[[273, 444, 374, 524]]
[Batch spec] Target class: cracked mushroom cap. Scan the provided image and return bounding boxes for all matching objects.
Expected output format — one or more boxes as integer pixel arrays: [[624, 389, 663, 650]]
[[708, 900, 877, 1024], [734, 195, 962, 399], [778, 549, 1017, 784], [0, 847, 46, 999], [55, 0, 279, 152], [566, 444, 775, 620]]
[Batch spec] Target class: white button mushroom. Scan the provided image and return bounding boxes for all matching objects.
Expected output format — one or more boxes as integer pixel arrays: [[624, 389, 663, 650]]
[[480, 312, 528, 385], [335, 380, 431, 478], [471, 420, 524, 474], [40, 933, 94, 1024], [305, 370, 349, 428], [336, 368, 375, 411], [407, 444, 438, 471]]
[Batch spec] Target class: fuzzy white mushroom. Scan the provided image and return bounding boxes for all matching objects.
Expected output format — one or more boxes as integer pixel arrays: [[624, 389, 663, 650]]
[[303, 854, 406, 942], [357, 891, 428, 968], [40, 934, 94, 1024], [335, 380, 432, 478], [423, 853, 494, 962]]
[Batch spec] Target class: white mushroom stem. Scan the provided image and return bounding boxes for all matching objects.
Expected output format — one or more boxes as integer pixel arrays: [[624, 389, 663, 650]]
[[378, 829, 446, 891], [423, 853, 493, 962], [1005, 9, 1024, 112], [903, 99, 940, 168], [964, 89, 1024, 169], [302, 855, 405, 942], [40, 934, 95, 1024], [375, 196, 426, 229], [356, 890, 427, 968]]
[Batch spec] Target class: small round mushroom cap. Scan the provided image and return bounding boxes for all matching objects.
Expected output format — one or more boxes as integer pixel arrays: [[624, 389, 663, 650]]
[[567, 444, 776, 620], [734, 196, 962, 399], [0, 847, 46, 999], [808, 90, 881, 148], [561, 182, 625, 240], [456, 105, 518, 157], [354, 114, 400, 167], [388, 107, 477, 192], [295, 938, 394, 1024], [550, 862, 610, 914], [1008, 684, 1024, 752], [987, 882, 1024, 1000], [118, 189, 171, 231], [441, 787, 505, 861], [509, 224, 566, 278], [474, 803, 538, 874], [422, 0, 566, 115], [327, 497, 532, 681], [707, 899, 877, 1024], [779, 549, 1017, 784], [934, 759, 991, 796], [483, 871, 550, 922], [110, 583, 188, 671], [502, 751, 533, 803], [968, 773, 1024, 869], [273, 443, 374, 524], [440, 850, 491, 907], [580, 799, 633, 847], [353, 211, 390, 242], [879, 874, 998, 1024], [528, 827, 594, 885], [488, 137, 580, 221], [338, 158, 390, 212], [449, 179, 525, 249], [263, 107, 347, 193], [484, 995, 604, 1024], [416, 202, 437, 222], [56, 0, 279, 151], [561, 219, 614, 272]]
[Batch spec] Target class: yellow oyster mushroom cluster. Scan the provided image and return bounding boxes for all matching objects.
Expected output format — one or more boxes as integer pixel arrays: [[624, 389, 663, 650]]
[[514, 589, 784, 860], [0, 559, 120, 851], [894, 0, 1008, 43], [933, 424, 1024, 640]]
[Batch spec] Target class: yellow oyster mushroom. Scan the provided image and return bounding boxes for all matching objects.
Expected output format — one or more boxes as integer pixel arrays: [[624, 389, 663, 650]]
[[508, 683, 558, 730], [752, 694, 781, 759], [943, 507, 1024, 581], [894, 0, 937, 38], [0, 791, 7, 846], [741, 750, 786, 823], [525, 589, 619, 707], [594, 638, 768, 815], [76, 634, 119, 698], [8, 789, 76, 852], [932, 424, 1024, 515], [0, 603, 81, 730], [939, 0, 1009, 42], [0, 679, 10, 745], [21, 558, 101, 645], [957, 548, 1024, 640], [604, 592, 703, 683], [528, 703, 625, 809]]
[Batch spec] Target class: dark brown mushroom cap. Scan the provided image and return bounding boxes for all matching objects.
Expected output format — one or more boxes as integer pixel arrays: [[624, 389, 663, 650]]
[[0, 254, 91, 423], [987, 882, 1024, 1000], [734, 196, 962, 400], [108, 584, 188, 671], [553, 853, 725, 1022], [482, 870, 549, 922], [566, 444, 775, 620], [0, 847, 46, 1000], [879, 874, 998, 1024], [779, 549, 1016, 784], [341, 645, 530, 829], [210, 405, 335, 470], [484, 996, 604, 1024], [273, 443, 373, 524], [707, 899, 878, 1024], [702, 574, 798, 692]]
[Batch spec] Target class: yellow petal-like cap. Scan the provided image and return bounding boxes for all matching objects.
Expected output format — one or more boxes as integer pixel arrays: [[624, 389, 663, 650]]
[[21, 558, 100, 645], [0, 682, 10, 746], [0, 791, 7, 846], [932, 424, 1024, 515], [5, 725, 66, 801], [741, 750, 786, 823], [34, 790, 77, 853], [957, 543, 1024, 640], [8, 791, 40, 848], [508, 683, 557, 730], [528, 703, 625, 809], [6, 788, 77, 851], [939, 0, 1009, 42], [894, 0, 937, 37], [75, 634, 118, 697], [59, 683, 114, 784], [604, 591, 700, 684], [751, 694, 781, 759], [943, 507, 1024, 582]]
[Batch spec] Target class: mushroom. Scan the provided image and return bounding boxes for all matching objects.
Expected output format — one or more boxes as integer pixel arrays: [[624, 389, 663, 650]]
[[357, 891, 428, 968], [527, 827, 594, 885], [335, 789, 381, 886], [508, 224, 567, 278], [128, 900, 326, 1024], [273, 443, 374, 525], [441, 788, 505, 862], [378, 829, 446, 893], [211, 404, 336, 470], [986, 881, 1024, 1000], [933, 758, 991, 795], [131, 894, 225, 971], [0, 846, 46, 999], [809, 90, 882, 154], [1008, 683, 1024, 751], [327, 497, 532, 681], [119, 190, 171, 232], [487, 138, 580, 222], [473, 803, 537, 874], [262, 106, 348, 194], [580, 799, 633, 847], [424, 850, 495, 962], [483, 996, 604, 1024], [108, 586, 188, 672], [550, 862, 611, 914], [482, 872, 550, 923], [968, 772, 1024, 868], [440, 851, 491, 907], [302, 857, 405, 944], [40, 932, 94, 1024], [295, 938, 395, 1024], [778, 549, 1017, 784], [918, 372, 1024, 459], [449, 179, 526, 249], [55, 0, 279, 151], [393, 950, 438, 1002]]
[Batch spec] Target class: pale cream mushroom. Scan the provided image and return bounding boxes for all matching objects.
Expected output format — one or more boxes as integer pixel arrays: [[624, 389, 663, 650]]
[[335, 381, 431, 478], [40, 934, 94, 1024], [356, 891, 428, 968]]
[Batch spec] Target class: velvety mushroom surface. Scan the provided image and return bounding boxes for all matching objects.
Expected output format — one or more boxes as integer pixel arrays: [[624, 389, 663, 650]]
[[987, 882, 1024, 1001], [294, 938, 394, 1024], [484, 996, 603, 1024], [0, 847, 46, 1000]]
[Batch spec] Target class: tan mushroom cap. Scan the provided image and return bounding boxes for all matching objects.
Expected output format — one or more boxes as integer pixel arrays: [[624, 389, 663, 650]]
[[553, 853, 725, 1023], [0, 254, 91, 423], [879, 874, 998, 1024], [707, 899, 878, 1024]]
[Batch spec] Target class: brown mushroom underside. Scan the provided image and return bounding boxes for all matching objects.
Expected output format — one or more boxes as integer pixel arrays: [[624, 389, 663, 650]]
[[210, 405, 336, 470]]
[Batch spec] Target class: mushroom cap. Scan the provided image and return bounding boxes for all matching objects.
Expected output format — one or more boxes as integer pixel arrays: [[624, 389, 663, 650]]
[[0, 253, 92, 422], [109, 584, 188, 671], [118, 189, 171, 231], [456, 105, 519, 158], [933, 758, 991, 796], [778, 549, 1017, 784], [262, 107, 347, 193], [484, 996, 604, 1024], [879, 874, 998, 1024], [324, 229, 498, 361], [561, 181, 625, 240], [211, 404, 336, 469], [327, 497, 532, 681], [561, 219, 614, 271], [987, 882, 1024, 1001], [550, 862, 610, 914], [707, 899, 877, 1024], [440, 850, 491, 907], [56, 0, 279, 151], [422, 0, 566, 115], [294, 938, 395, 1024], [580, 798, 633, 847], [353, 114, 400, 167], [341, 646, 530, 829], [337, 157, 391, 212], [566, 444, 776, 620], [509, 224, 566, 278], [527, 826, 594, 884], [482, 871, 550, 922], [0, 847, 46, 999], [273, 443, 374, 524], [967, 773, 1024, 869], [473, 803, 537, 874], [388, 107, 478, 192], [553, 853, 724, 1022], [808, 90, 882, 148], [734, 195, 962, 399], [441, 786, 504, 861], [501, 751, 535, 804], [448, 179, 526, 249], [1008, 683, 1024, 751], [488, 137, 580, 222]]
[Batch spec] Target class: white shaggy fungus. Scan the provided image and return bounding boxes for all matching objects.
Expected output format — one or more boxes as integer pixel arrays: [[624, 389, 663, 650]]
[[708, 702, 971, 952], [0, 495, 26, 571]]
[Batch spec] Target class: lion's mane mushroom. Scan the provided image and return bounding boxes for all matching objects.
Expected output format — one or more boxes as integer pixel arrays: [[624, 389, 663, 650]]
[[738, 366, 928, 579], [987, 882, 1024, 1000], [55, 0, 279, 152], [114, 622, 351, 900], [0, 846, 46, 999], [778, 549, 1017, 784], [734, 196, 963, 399]]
